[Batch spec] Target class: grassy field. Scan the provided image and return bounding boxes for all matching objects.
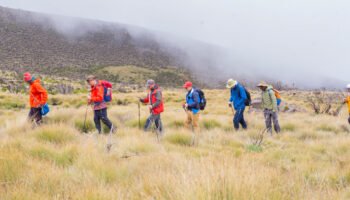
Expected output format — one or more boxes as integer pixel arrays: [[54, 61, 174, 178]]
[[1, 90, 350, 200]]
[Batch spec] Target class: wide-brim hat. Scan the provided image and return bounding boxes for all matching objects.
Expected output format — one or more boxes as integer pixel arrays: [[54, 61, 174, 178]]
[[226, 79, 237, 89]]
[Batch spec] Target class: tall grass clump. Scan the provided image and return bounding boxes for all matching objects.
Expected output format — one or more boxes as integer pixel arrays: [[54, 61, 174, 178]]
[[202, 119, 222, 130], [165, 132, 193, 146], [74, 119, 95, 133], [34, 125, 76, 144]]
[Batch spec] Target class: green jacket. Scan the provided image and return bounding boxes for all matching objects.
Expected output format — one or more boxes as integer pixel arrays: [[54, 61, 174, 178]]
[[261, 86, 278, 112]]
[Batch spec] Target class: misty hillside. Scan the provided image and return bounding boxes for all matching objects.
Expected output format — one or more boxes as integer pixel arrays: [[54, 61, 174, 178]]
[[0, 6, 221, 86]]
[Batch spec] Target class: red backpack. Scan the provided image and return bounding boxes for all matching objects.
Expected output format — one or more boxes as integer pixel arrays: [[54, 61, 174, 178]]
[[100, 80, 112, 102]]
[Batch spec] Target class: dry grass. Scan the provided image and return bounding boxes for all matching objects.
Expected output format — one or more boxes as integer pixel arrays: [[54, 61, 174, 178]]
[[0, 90, 350, 199]]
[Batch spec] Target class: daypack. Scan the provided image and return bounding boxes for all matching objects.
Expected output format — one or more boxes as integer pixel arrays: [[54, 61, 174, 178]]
[[196, 89, 207, 110], [241, 87, 251, 106], [101, 80, 113, 102], [272, 88, 282, 106], [268, 88, 282, 106], [41, 103, 50, 116]]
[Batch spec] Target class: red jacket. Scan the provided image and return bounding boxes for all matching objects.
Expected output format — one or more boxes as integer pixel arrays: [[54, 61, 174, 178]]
[[142, 86, 164, 115], [29, 79, 48, 108], [90, 80, 107, 110]]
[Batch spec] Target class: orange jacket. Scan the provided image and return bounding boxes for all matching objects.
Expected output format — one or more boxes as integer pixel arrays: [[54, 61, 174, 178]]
[[345, 96, 350, 114], [29, 79, 48, 108], [90, 80, 104, 103]]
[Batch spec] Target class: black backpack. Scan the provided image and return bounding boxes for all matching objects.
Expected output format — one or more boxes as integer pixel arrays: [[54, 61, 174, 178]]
[[196, 89, 207, 110], [241, 87, 251, 106]]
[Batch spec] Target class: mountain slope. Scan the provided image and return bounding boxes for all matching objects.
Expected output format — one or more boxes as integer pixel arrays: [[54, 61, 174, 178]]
[[0, 6, 204, 86]]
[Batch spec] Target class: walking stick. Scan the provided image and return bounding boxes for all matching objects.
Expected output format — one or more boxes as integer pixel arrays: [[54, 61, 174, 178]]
[[83, 103, 89, 133], [138, 101, 141, 130], [106, 125, 113, 153]]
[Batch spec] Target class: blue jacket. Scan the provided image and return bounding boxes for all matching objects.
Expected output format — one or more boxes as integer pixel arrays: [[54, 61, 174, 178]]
[[186, 88, 200, 114], [229, 83, 247, 110]]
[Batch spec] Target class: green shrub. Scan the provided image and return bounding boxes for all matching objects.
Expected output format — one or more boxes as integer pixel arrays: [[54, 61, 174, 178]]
[[165, 133, 193, 146]]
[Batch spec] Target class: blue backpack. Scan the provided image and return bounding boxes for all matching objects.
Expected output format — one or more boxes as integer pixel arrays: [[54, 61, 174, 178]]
[[41, 103, 50, 116]]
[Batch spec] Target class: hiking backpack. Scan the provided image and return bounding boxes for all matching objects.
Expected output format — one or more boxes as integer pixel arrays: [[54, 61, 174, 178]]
[[101, 81, 113, 102], [243, 87, 252, 106], [196, 89, 207, 110]]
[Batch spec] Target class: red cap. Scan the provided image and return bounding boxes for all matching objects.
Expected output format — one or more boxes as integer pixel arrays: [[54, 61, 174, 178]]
[[23, 72, 32, 82], [183, 81, 193, 89]]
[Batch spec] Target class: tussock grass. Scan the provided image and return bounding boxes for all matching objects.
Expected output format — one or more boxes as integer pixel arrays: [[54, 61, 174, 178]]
[[165, 131, 193, 146], [34, 125, 77, 144], [1, 90, 350, 199]]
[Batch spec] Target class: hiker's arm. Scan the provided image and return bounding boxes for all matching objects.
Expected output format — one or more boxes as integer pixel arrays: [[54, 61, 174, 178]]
[[270, 90, 278, 112], [140, 96, 149, 104], [237, 86, 247, 106], [152, 91, 162, 108], [35, 84, 48, 105], [187, 92, 199, 108]]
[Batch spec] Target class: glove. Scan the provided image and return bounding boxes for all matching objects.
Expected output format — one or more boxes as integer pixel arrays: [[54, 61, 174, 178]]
[[228, 102, 232, 107]]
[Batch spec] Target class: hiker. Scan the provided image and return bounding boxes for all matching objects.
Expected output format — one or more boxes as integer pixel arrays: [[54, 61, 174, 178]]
[[139, 79, 164, 134], [257, 82, 281, 134], [226, 79, 248, 130], [183, 81, 201, 133], [24, 72, 48, 125], [344, 84, 350, 124], [86, 75, 115, 134]]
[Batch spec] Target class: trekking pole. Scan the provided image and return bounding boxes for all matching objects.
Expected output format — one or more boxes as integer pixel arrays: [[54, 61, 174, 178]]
[[106, 125, 113, 153], [83, 103, 89, 133], [138, 101, 141, 130], [230, 102, 235, 115]]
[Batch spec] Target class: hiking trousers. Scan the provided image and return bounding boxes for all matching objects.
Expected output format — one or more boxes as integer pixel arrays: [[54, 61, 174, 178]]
[[94, 108, 113, 134], [264, 109, 281, 134], [233, 108, 247, 130], [29, 107, 42, 125], [185, 111, 200, 133], [144, 114, 163, 134]]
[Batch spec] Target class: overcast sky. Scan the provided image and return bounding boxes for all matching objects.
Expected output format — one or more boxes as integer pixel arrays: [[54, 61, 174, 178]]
[[1, 0, 349, 87]]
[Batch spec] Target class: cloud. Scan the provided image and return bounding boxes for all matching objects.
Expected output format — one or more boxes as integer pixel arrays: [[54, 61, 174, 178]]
[[1, 0, 349, 88]]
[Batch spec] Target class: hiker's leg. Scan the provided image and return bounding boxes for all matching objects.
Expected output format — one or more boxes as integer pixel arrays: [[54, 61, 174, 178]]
[[233, 110, 241, 130], [154, 114, 163, 134], [144, 114, 154, 131], [185, 111, 192, 130], [94, 110, 102, 133], [192, 113, 200, 133], [28, 108, 34, 122], [272, 112, 281, 133], [100, 108, 113, 131], [239, 109, 247, 129], [264, 109, 272, 133], [34, 108, 43, 125]]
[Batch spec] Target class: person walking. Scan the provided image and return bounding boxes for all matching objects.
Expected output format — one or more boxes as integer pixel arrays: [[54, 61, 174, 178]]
[[139, 79, 164, 135], [257, 82, 281, 134], [86, 75, 115, 134], [24, 72, 48, 125], [226, 79, 248, 130], [183, 81, 201, 134]]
